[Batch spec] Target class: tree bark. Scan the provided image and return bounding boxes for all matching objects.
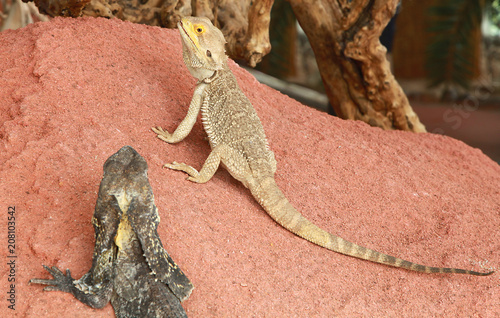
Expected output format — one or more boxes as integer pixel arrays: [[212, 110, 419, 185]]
[[241, 0, 273, 67], [26, 0, 273, 66], [288, 0, 426, 132], [212, 0, 273, 67]]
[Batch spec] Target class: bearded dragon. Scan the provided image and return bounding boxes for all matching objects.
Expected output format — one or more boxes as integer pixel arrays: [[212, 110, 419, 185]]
[[30, 146, 193, 317], [152, 16, 493, 276]]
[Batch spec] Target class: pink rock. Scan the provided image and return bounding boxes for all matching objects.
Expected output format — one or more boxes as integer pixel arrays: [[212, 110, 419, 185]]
[[0, 17, 498, 317]]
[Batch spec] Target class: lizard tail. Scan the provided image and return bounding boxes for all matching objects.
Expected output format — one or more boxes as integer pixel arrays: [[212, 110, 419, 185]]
[[250, 177, 493, 276]]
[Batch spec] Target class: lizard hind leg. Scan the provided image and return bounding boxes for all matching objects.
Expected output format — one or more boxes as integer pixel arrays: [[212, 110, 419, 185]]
[[165, 144, 251, 185]]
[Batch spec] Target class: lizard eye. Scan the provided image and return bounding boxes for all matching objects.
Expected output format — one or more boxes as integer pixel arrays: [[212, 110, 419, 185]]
[[195, 25, 205, 34], [206, 50, 212, 57]]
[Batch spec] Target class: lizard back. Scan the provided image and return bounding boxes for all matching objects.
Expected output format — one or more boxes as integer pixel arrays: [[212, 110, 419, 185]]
[[201, 64, 276, 179]]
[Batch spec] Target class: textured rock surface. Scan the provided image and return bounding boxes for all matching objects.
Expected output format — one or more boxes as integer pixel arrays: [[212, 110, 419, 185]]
[[0, 17, 498, 317]]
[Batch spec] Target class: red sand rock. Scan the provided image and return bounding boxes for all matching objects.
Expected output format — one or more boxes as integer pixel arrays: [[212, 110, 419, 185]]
[[0, 17, 498, 317]]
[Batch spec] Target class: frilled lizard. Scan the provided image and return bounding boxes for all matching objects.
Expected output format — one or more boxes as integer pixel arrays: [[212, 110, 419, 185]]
[[30, 146, 193, 317], [152, 17, 493, 276]]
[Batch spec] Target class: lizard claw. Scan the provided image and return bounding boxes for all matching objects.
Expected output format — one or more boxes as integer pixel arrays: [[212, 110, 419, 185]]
[[164, 162, 192, 172], [30, 265, 75, 293], [163, 162, 180, 170], [152, 126, 175, 143], [186, 176, 201, 183], [151, 126, 167, 134], [164, 162, 203, 181]]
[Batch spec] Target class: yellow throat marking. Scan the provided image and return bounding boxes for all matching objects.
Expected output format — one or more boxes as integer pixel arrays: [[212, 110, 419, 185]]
[[113, 190, 133, 250]]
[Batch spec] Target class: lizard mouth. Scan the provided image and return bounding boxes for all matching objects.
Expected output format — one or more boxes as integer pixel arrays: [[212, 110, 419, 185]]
[[178, 20, 186, 33], [178, 20, 199, 52]]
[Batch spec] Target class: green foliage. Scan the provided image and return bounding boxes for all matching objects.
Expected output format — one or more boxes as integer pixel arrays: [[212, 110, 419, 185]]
[[425, 0, 488, 90], [487, 0, 500, 27]]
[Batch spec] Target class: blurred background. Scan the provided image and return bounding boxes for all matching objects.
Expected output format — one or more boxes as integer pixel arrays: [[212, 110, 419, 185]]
[[252, 0, 500, 163]]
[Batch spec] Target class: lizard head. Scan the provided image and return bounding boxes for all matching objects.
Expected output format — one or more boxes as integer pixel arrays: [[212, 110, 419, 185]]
[[178, 16, 227, 80]]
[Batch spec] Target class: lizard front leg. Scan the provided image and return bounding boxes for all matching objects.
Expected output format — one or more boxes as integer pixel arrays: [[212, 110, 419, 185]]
[[152, 82, 208, 143], [165, 144, 251, 184], [30, 266, 113, 309]]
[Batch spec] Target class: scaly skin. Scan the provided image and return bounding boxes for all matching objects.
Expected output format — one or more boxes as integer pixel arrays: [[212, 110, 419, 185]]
[[30, 146, 192, 317], [152, 16, 493, 276]]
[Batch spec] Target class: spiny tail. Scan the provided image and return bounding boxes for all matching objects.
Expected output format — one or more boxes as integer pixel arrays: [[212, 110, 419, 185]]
[[250, 177, 493, 276]]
